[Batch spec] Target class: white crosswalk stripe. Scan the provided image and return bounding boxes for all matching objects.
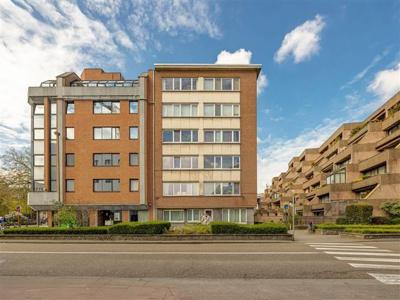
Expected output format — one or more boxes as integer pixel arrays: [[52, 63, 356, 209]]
[[308, 242, 400, 285], [368, 273, 400, 285], [335, 256, 400, 263], [349, 263, 400, 270]]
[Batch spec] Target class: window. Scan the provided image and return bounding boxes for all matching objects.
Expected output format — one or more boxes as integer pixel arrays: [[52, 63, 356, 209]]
[[163, 210, 184, 222], [130, 101, 138, 113], [203, 78, 240, 91], [33, 115, 44, 128], [362, 164, 387, 178], [129, 153, 139, 166], [93, 153, 120, 166], [163, 156, 198, 169], [93, 127, 120, 140], [129, 127, 139, 139], [93, 179, 120, 192], [66, 101, 75, 114], [319, 194, 330, 203], [66, 154, 75, 167], [162, 130, 198, 143], [162, 78, 197, 91], [162, 104, 198, 117], [34, 155, 44, 166], [203, 104, 239, 117], [326, 171, 346, 185], [66, 179, 75, 192], [222, 209, 247, 223], [187, 209, 201, 223], [204, 156, 240, 169], [34, 104, 44, 115], [163, 182, 199, 196], [203, 130, 240, 143], [93, 101, 120, 114], [66, 128, 75, 140], [34, 129, 44, 140], [130, 179, 139, 192], [203, 182, 240, 196]]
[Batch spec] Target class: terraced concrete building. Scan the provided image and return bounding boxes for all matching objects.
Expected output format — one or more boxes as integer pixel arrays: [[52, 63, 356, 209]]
[[260, 92, 400, 222], [28, 64, 261, 226]]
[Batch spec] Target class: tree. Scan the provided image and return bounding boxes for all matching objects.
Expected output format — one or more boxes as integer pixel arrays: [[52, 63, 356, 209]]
[[0, 147, 31, 215], [54, 206, 78, 228]]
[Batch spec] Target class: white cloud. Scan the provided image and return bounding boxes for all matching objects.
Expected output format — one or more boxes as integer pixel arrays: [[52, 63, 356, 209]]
[[0, 0, 221, 153], [367, 63, 400, 100], [274, 14, 325, 64], [257, 118, 341, 192], [215, 48, 267, 94]]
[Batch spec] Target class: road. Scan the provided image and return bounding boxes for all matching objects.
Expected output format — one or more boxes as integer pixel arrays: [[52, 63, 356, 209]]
[[0, 231, 399, 300]]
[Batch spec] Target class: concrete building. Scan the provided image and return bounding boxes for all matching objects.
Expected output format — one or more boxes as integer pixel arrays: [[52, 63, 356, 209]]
[[260, 92, 400, 223], [28, 64, 261, 226]]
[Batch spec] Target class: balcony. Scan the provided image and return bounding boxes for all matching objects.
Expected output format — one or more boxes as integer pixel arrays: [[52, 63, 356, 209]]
[[28, 192, 59, 207], [315, 183, 352, 197], [358, 149, 400, 172], [376, 129, 400, 151], [382, 110, 400, 131], [352, 174, 400, 191]]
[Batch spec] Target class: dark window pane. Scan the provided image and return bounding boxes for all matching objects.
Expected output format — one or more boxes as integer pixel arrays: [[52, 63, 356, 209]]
[[222, 156, 232, 168], [163, 130, 173, 142]]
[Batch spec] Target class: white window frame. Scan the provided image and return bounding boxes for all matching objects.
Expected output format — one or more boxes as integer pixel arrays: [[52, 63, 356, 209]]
[[203, 78, 240, 91], [162, 78, 198, 91], [162, 103, 198, 117], [187, 209, 201, 223], [162, 156, 198, 169], [163, 210, 185, 223], [66, 128, 75, 140], [163, 182, 199, 196], [162, 130, 198, 143], [204, 155, 240, 169], [93, 127, 120, 140], [203, 130, 240, 143], [222, 208, 247, 224], [130, 179, 139, 192], [203, 182, 240, 196]]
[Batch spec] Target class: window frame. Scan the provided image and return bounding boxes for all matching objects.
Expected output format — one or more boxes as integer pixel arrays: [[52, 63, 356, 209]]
[[203, 182, 240, 196], [129, 127, 139, 140], [93, 101, 121, 114], [93, 153, 120, 167], [66, 101, 75, 114], [129, 101, 139, 114], [93, 127, 120, 140], [66, 127, 75, 140], [162, 129, 198, 143], [129, 179, 139, 192], [66, 179, 75, 192], [65, 153, 75, 167], [93, 179, 120, 192]]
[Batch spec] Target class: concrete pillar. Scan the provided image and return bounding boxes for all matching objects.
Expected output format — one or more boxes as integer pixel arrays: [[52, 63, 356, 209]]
[[89, 210, 98, 227], [47, 210, 53, 227], [122, 210, 129, 222]]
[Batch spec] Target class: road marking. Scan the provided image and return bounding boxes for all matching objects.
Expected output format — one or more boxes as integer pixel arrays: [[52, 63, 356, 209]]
[[368, 273, 400, 285], [324, 251, 400, 257], [349, 263, 400, 270], [0, 251, 319, 255], [335, 257, 400, 263], [315, 248, 391, 252], [310, 245, 377, 249]]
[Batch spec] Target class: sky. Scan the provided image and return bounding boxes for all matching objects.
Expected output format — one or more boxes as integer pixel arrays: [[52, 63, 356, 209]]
[[0, 0, 399, 192]]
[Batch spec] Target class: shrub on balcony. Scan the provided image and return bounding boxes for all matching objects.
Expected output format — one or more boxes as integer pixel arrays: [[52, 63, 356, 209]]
[[108, 221, 171, 234], [210, 222, 288, 234], [345, 203, 373, 224]]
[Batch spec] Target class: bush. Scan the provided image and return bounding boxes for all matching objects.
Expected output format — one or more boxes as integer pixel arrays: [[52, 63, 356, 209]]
[[345, 228, 400, 234], [335, 217, 348, 225], [389, 217, 400, 225], [54, 206, 78, 228], [316, 224, 400, 231], [368, 216, 390, 225], [380, 201, 400, 218], [210, 222, 287, 234], [345, 203, 373, 224], [169, 224, 210, 234], [108, 221, 171, 234], [3, 226, 108, 235]]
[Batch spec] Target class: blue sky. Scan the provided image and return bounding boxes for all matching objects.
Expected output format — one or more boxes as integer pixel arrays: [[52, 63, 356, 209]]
[[0, 0, 399, 192]]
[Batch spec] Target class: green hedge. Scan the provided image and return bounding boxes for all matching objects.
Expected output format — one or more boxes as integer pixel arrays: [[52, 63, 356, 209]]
[[316, 223, 400, 231], [108, 221, 171, 234], [345, 228, 400, 234], [368, 216, 391, 225], [389, 218, 400, 225], [210, 222, 287, 234], [345, 203, 373, 224], [3, 227, 108, 235]]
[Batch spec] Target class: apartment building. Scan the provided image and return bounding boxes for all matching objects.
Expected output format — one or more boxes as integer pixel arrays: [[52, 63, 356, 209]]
[[28, 64, 261, 226], [261, 92, 400, 222]]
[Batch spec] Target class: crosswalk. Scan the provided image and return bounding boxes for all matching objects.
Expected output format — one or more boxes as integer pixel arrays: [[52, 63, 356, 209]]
[[307, 242, 400, 285]]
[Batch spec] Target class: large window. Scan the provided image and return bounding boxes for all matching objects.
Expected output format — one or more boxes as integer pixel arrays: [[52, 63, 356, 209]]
[[93, 179, 120, 192], [129, 127, 139, 139], [162, 104, 198, 117], [204, 155, 240, 169], [222, 209, 247, 223], [163, 210, 184, 223], [187, 209, 201, 223], [203, 104, 240, 117], [93, 101, 120, 114], [162, 130, 198, 143], [326, 171, 346, 185], [163, 182, 199, 196], [163, 156, 198, 169], [130, 179, 139, 192], [93, 127, 120, 140], [129, 153, 139, 166], [162, 78, 198, 91], [204, 130, 240, 143], [203, 78, 240, 91], [34, 129, 44, 140], [33, 115, 44, 128], [203, 182, 240, 196], [93, 153, 120, 167], [129, 101, 138, 113], [66, 179, 75, 192], [362, 164, 387, 178]]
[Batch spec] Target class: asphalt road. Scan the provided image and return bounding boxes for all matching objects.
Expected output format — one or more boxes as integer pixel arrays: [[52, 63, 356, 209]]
[[0, 231, 399, 300]]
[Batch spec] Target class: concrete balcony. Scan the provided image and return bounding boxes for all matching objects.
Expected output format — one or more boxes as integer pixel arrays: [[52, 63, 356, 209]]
[[303, 174, 323, 189], [352, 174, 400, 191], [376, 129, 400, 151], [28, 192, 59, 208], [315, 183, 352, 197], [358, 149, 400, 172], [382, 110, 400, 131]]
